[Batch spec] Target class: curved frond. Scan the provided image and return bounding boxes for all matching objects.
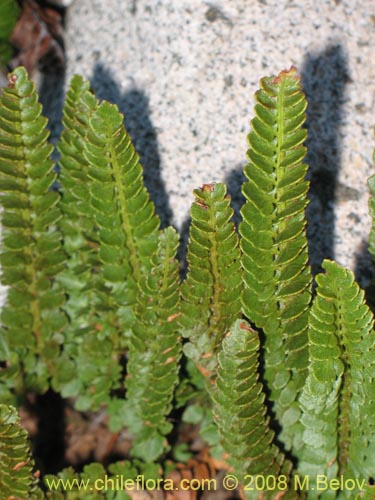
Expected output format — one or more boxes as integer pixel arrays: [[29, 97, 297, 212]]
[[55, 88, 162, 412], [212, 319, 297, 500], [0, 404, 41, 497], [122, 227, 181, 461], [239, 67, 311, 452], [84, 100, 160, 329], [0, 67, 67, 396], [180, 183, 242, 377], [299, 260, 375, 495], [51, 75, 120, 411]]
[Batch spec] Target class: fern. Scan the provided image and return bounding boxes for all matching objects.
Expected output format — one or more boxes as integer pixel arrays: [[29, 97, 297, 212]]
[[299, 260, 375, 498], [51, 75, 121, 411], [0, 0, 20, 66], [119, 226, 181, 461], [56, 74, 99, 325], [71, 96, 180, 458], [180, 183, 242, 378], [0, 404, 42, 498], [0, 67, 67, 399], [2, 65, 375, 499], [83, 99, 160, 330], [212, 319, 297, 500], [239, 67, 311, 452]]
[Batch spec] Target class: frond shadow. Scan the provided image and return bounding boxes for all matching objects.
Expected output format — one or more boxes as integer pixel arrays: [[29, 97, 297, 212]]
[[301, 43, 351, 276]]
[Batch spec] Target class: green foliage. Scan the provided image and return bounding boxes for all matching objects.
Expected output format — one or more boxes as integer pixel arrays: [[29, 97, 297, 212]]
[[211, 319, 297, 500], [119, 226, 181, 461], [239, 67, 311, 453], [0, 404, 42, 498], [52, 75, 121, 411], [356, 485, 375, 500], [181, 183, 241, 377], [0, 0, 20, 66], [1, 65, 375, 500], [0, 67, 67, 400], [299, 260, 375, 498], [179, 182, 241, 460]]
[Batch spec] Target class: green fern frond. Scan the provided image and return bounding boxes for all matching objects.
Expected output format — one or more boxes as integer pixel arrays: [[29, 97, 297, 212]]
[[0, 404, 42, 498], [181, 183, 242, 377], [51, 75, 120, 411], [120, 226, 181, 461], [57, 74, 99, 304], [0, 67, 67, 397], [55, 85, 163, 412], [0, 0, 20, 66], [239, 67, 311, 452], [212, 319, 297, 500], [299, 260, 375, 496], [84, 100, 160, 329], [80, 99, 161, 414]]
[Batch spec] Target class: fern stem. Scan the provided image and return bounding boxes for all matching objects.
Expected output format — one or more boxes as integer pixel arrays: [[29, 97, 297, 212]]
[[338, 366, 351, 475], [206, 187, 223, 343], [110, 145, 141, 283], [337, 308, 351, 475]]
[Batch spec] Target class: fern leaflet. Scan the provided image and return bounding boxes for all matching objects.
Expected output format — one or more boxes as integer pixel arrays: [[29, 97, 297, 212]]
[[212, 319, 297, 500], [0, 67, 67, 398], [181, 183, 242, 378], [120, 227, 181, 461], [299, 260, 375, 498], [240, 67, 311, 453], [0, 404, 42, 498]]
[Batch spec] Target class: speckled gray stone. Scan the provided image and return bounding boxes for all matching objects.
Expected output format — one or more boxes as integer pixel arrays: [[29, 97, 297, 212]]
[[3, 0, 375, 303]]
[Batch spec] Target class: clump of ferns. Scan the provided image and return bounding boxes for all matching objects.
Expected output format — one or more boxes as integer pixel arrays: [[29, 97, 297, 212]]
[[1, 66, 375, 500]]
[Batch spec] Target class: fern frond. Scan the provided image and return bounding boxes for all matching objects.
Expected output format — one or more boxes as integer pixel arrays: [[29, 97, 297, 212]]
[[0, 404, 42, 498], [0, 67, 67, 396], [212, 319, 297, 500], [299, 260, 375, 495], [121, 227, 181, 461], [57, 74, 99, 287], [239, 67, 311, 452], [84, 100, 160, 328], [55, 87, 163, 412], [51, 75, 120, 411], [180, 183, 242, 377], [58, 96, 163, 418]]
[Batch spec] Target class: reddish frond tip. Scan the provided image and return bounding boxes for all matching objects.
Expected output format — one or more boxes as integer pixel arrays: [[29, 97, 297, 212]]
[[272, 66, 299, 84], [7, 74, 17, 88], [201, 183, 215, 192]]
